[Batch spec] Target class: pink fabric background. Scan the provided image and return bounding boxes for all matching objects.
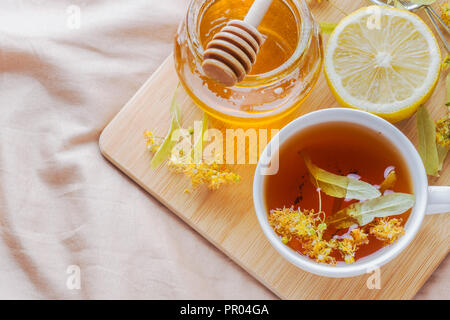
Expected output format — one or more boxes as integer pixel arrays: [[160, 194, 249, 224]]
[[0, 0, 447, 299]]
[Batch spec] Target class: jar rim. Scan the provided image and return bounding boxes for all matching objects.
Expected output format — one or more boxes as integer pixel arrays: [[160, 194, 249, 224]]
[[185, 0, 313, 87]]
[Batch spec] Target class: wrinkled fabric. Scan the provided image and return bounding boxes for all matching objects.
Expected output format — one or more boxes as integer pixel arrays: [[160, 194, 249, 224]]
[[0, 0, 447, 299]]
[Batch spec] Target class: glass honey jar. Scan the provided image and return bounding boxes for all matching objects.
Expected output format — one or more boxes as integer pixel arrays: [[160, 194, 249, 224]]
[[174, 0, 323, 125]]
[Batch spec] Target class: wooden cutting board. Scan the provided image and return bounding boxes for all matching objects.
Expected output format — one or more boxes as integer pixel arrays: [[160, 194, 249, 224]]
[[99, 0, 449, 299]]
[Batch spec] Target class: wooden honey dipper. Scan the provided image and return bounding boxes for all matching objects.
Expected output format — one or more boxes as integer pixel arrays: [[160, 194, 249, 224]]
[[202, 0, 273, 86]]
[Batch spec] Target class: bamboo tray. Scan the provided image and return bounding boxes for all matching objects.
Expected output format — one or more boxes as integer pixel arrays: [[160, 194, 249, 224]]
[[99, 0, 449, 299]]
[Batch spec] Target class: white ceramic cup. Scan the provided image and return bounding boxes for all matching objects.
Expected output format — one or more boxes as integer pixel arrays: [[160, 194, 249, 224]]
[[253, 108, 450, 278]]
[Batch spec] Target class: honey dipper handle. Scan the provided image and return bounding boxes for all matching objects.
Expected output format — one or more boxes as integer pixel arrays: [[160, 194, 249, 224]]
[[244, 0, 274, 27], [201, 0, 271, 86]]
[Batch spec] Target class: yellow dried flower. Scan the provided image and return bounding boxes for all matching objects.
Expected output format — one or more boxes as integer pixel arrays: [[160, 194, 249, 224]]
[[268, 207, 381, 265], [344, 255, 355, 264], [441, 2, 450, 27], [303, 238, 337, 265], [338, 238, 357, 264], [168, 158, 241, 191], [370, 218, 405, 244], [144, 131, 160, 153], [268, 207, 337, 264], [334, 228, 368, 264], [269, 207, 324, 239], [350, 228, 369, 246], [144, 130, 154, 145], [436, 117, 450, 148], [442, 55, 450, 71], [145, 128, 240, 191]]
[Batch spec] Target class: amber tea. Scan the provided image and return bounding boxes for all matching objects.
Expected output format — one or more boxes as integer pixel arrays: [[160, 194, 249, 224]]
[[264, 122, 414, 265]]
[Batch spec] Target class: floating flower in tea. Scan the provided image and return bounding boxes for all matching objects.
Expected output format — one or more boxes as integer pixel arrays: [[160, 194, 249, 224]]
[[370, 218, 405, 244]]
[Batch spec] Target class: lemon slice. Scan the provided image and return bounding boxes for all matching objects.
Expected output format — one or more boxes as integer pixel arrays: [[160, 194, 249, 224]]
[[324, 6, 441, 122]]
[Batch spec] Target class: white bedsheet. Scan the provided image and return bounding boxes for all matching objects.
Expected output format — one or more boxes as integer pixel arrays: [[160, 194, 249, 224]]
[[0, 0, 447, 299]]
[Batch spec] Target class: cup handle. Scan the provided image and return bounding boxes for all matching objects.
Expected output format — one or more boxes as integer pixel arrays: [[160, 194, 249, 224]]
[[426, 186, 450, 215]]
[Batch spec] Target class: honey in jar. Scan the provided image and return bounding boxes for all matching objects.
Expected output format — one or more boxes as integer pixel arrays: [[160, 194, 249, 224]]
[[174, 0, 323, 125]]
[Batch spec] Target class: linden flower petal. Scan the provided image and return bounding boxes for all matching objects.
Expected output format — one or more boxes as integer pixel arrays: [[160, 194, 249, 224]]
[[144, 131, 155, 145], [441, 3, 450, 27], [269, 207, 339, 264], [144, 130, 163, 153], [350, 228, 369, 245], [370, 218, 405, 244], [145, 129, 240, 191], [281, 236, 290, 244], [443, 55, 450, 71], [436, 117, 450, 148], [334, 229, 370, 264], [345, 255, 355, 264], [167, 158, 241, 190]]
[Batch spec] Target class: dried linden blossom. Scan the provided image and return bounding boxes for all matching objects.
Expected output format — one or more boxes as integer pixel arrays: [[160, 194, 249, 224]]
[[370, 217, 405, 244], [269, 206, 407, 265], [443, 55, 450, 70], [338, 230, 369, 264], [144, 131, 161, 153], [145, 130, 240, 191], [335, 229, 370, 264], [442, 2, 450, 26], [168, 159, 241, 190], [145, 85, 241, 191], [268, 207, 379, 265], [268, 207, 337, 264], [268, 207, 326, 241], [436, 116, 450, 148]]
